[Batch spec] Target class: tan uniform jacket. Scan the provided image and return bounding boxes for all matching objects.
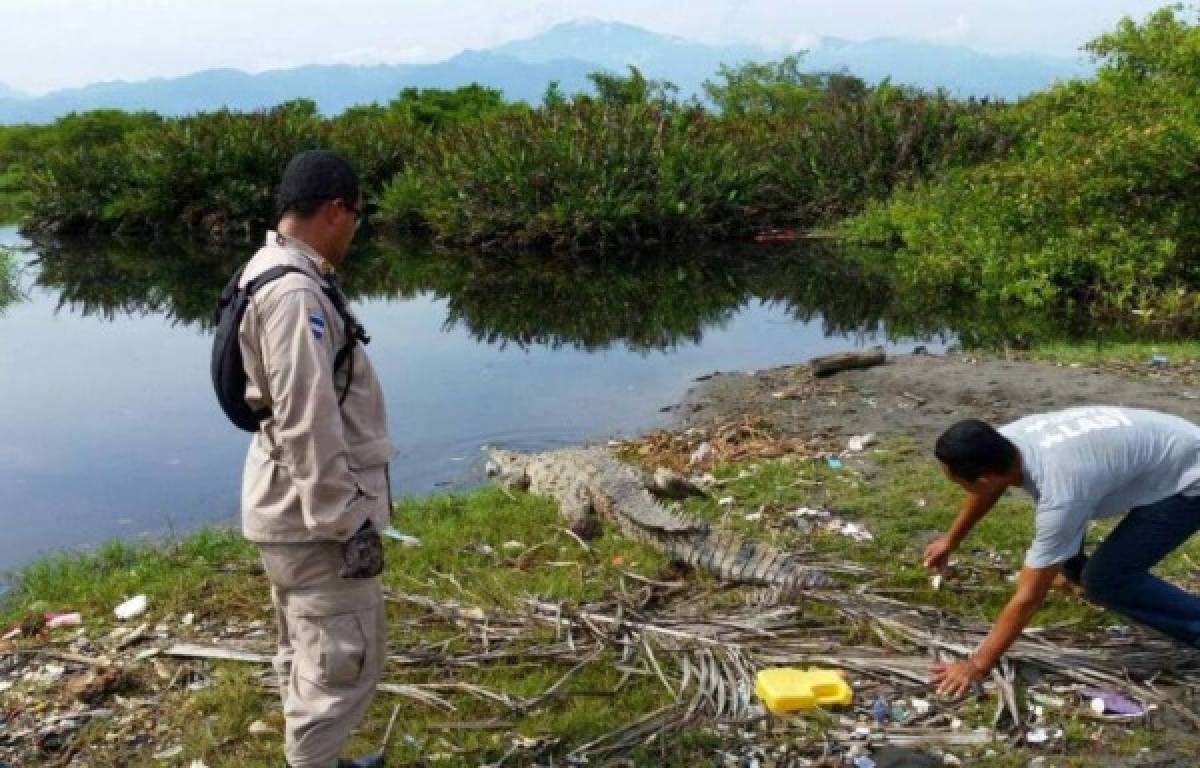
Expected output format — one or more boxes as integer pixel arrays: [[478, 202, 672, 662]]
[[238, 231, 394, 543]]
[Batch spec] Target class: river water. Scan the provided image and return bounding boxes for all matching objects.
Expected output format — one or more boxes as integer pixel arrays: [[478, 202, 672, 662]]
[[0, 226, 948, 574]]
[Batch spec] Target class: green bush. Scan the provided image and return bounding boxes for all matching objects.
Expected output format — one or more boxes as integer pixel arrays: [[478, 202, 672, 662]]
[[841, 6, 1200, 329], [20, 87, 499, 242], [376, 67, 1005, 250]]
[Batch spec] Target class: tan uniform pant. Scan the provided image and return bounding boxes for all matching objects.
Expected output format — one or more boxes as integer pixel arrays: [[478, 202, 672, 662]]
[[259, 541, 386, 768]]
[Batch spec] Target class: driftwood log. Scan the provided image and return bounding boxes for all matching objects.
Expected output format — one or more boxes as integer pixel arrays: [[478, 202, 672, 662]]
[[810, 346, 886, 378]]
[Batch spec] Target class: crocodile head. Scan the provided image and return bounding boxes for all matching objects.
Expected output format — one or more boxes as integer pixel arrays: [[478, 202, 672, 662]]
[[482, 447, 531, 490]]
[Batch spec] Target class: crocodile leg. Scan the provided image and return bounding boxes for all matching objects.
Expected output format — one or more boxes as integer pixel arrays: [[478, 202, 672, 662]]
[[561, 480, 600, 539]]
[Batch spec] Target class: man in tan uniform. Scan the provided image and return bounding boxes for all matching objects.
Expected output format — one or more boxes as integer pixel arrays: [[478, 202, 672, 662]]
[[238, 150, 392, 768]]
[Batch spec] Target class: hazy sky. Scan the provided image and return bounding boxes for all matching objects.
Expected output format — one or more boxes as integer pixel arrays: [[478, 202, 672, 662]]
[[0, 0, 1169, 94]]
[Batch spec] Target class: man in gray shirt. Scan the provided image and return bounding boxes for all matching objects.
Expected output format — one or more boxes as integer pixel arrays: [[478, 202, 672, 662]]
[[924, 406, 1200, 696]]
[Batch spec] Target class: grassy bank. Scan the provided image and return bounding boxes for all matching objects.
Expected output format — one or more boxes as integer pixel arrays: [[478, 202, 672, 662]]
[[7, 440, 1200, 766]]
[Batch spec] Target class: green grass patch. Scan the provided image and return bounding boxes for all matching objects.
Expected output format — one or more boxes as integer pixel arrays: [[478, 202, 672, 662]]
[[1020, 339, 1200, 368]]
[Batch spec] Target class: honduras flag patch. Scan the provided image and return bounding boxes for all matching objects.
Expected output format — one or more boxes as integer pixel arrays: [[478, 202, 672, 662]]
[[309, 312, 326, 339]]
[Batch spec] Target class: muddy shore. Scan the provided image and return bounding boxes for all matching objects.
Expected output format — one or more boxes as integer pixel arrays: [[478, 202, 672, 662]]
[[670, 351, 1200, 444]]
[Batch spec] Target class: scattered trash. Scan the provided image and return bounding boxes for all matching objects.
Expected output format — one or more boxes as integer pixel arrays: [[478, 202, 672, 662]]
[[910, 697, 931, 716], [181, 612, 195, 626], [718, 496, 736, 507], [382, 526, 421, 547], [853, 756, 876, 768], [502, 540, 525, 551], [688, 441, 713, 467], [610, 555, 625, 567], [1081, 688, 1144, 716], [114, 594, 148, 621], [826, 457, 844, 470], [790, 506, 831, 520], [45, 611, 82, 628], [846, 433, 876, 453], [872, 696, 889, 724], [1149, 355, 1169, 368], [832, 521, 874, 542], [153, 745, 184, 760], [755, 667, 853, 714], [931, 573, 944, 591], [248, 720, 274, 735]]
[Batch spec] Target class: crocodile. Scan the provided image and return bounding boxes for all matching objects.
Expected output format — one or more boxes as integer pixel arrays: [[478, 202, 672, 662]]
[[485, 447, 832, 591]]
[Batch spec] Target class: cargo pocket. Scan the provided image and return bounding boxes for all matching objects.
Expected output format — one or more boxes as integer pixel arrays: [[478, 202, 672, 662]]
[[291, 612, 367, 687]]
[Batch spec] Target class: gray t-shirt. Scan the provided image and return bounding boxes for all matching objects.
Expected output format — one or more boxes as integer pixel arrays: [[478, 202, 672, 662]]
[[999, 406, 1200, 568]]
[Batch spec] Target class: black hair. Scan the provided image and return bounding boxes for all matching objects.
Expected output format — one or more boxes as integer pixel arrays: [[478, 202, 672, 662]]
[[934, 419, 1019, 482], [275, 150, 359, 221]]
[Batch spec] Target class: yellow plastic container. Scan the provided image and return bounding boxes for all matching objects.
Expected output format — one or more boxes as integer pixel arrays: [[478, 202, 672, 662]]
[[755, 667, 854, 714]]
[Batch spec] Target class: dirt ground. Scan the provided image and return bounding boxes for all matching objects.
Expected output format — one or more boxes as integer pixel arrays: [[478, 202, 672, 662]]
[[672, 351, 1200, 446]]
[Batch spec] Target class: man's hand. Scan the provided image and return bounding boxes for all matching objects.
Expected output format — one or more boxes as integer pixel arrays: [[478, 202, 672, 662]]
[[930, 658, 985, 697], [923, 535, 955, 572]]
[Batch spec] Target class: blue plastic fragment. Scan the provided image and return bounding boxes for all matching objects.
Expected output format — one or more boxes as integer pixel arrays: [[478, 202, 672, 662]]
[[826, 458, 844, 470]]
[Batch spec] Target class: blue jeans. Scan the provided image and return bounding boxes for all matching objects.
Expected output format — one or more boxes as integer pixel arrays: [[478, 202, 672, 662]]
[[1062, 493, 1200, 645]]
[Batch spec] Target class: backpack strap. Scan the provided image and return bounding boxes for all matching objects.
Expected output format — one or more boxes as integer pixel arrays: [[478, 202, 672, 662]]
[[245, 264, 368, 404]]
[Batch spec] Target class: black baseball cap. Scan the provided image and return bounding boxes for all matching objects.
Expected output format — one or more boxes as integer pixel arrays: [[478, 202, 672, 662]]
[[275, 150, 360, 217]]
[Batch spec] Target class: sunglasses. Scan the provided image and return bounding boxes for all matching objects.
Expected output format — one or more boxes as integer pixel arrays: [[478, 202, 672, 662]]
[[339, 199, 365, 230]]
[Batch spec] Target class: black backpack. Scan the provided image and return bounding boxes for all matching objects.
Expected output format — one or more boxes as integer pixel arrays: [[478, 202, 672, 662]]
[[211, 264, 370, 432]]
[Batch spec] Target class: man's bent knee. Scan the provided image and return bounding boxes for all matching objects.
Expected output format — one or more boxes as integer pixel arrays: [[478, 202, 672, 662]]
[[1080, 561, 1130, 606]]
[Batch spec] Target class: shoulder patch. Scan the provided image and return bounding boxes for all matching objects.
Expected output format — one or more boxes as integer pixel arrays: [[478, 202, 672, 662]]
[[309, 312, 326, 339]]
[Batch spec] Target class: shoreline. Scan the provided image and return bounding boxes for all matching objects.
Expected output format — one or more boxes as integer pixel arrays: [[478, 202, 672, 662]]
[[669, 349, 1200, 447]]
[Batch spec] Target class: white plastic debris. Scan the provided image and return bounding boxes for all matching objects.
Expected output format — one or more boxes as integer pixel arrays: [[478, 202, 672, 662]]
[[181, 612, 195, 626], [1026, 727, 1050, 744], [153, 745, 184, 760], [190, 761, 211, 768], [837, 522, 874, 542], [248, 720, 274, 735], [114, 594, 148, 621], [910, 697, 932, 715], [382, 526, 421, 547], [718, 496, 735, 507], [689, 442, 712, 466], [502, 540, 525, 551], [790, 506, 831, 520], [931, 573, 944, 590], [853, 757, 876, 768], [846, 433, 876, 453]]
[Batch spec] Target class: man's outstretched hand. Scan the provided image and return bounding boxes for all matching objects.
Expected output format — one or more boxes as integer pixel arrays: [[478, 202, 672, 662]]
[[930, 659, 985, 697], [923, 535, 955, 572]]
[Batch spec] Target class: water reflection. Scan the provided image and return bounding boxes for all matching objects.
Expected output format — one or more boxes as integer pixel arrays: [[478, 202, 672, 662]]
[[27, 234, 1071, 350]]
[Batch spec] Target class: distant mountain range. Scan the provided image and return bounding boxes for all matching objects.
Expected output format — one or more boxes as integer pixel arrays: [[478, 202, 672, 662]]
[[0, 20, 1095, 124]]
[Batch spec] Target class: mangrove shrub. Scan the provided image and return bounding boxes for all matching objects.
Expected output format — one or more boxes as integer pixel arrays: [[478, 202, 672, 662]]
[[842, 6, 1200, 328]]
